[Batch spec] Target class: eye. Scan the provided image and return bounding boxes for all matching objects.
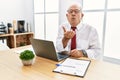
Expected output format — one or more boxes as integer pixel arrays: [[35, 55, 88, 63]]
[[67, 9, 80, 14]]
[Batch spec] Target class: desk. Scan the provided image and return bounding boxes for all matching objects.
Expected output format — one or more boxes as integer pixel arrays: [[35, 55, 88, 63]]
[[0, 45, 120, 80]]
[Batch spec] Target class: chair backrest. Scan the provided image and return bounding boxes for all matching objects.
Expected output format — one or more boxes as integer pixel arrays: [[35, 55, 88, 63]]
[[0, 43, 10, 51]]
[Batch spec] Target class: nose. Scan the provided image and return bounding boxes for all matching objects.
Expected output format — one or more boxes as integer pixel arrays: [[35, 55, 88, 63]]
[[71, 12, 76, 16], [71, 11, 76, 15]]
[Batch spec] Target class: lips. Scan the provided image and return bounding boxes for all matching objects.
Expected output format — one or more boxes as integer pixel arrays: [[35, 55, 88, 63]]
[[71, 18, 76, 20]]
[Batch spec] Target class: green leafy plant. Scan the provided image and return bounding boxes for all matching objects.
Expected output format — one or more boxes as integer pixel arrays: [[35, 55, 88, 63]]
[[19, 50, 35, 60]]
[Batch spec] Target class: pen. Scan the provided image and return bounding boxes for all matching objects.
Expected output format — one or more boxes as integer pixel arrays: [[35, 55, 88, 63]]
[[56, 64, 75, 68]]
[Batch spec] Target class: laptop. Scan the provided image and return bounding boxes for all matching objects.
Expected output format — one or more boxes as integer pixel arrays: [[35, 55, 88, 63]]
[[30, 38, 69, 61]]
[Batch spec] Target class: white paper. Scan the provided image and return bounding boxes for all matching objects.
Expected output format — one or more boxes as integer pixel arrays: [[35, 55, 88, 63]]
[[54, 58, 90, 77]]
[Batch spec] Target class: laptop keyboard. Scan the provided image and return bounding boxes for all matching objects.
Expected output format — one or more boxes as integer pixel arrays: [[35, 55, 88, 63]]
[[58, 52, 69, 59]]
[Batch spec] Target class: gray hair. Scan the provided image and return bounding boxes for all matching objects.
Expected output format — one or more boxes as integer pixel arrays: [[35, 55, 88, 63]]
[[67, 1, 82, 11]]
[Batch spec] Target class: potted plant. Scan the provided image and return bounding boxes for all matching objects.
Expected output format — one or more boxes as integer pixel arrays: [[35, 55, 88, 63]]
[[19, 50, 35, 66]]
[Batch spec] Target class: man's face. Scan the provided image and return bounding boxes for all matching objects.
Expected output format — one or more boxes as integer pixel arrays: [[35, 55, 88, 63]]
[[66, 5, 83, 26]]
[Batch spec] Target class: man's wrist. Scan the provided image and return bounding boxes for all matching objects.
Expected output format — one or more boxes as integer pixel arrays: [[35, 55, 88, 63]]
[[82, 50, 88, 57], [62, 37, 70, 48]]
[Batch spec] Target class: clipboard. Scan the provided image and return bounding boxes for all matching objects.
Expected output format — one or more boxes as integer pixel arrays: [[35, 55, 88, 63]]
[[53, 58, 91, 78]]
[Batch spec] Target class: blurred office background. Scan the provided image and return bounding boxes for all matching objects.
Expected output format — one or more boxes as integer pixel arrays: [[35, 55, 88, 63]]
[[0, 0, 120, 64]]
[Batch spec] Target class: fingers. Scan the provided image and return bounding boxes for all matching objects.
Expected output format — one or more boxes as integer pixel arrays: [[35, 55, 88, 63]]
[[70, 49, 82, 58], [70, 50, 77, 56], [70, 31, 75, 37], [62, 26, 66, 33], [62, 26, 75, 39], [64, 31, 75, 39]]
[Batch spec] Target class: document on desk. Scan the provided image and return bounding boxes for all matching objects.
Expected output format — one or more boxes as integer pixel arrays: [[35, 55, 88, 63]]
[[53, 58, 91, 78]]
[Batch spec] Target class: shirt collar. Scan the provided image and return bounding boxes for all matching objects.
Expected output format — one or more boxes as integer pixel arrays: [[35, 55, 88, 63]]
[[76, 22, 83, 30], [68, 22, 83, 30]]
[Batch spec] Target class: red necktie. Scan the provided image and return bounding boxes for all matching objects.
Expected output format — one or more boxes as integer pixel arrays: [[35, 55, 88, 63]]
[[71, 27, 76, 50]]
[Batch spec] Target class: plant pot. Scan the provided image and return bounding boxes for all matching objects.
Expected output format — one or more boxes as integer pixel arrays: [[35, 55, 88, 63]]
[[21, 59, 34, 66]]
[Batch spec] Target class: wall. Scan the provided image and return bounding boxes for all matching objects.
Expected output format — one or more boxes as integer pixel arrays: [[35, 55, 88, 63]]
[[0, 0, 34, 32]]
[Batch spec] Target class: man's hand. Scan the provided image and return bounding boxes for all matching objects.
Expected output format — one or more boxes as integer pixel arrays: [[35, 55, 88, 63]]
[[62, 26, 75, 39], [62, 26, 75, 48], [70, 49, 84, 58]]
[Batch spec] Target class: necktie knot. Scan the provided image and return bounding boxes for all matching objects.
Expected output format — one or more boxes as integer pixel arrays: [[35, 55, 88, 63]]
[[71, 27, 76, 31]]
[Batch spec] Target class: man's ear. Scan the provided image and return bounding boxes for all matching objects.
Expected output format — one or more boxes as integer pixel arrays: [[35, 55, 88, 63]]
[[82, 13, 84, 17], [66, 14, 68, 17]]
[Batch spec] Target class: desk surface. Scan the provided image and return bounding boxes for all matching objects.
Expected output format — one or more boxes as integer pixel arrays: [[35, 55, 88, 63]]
[[0, 45, 120, 80]]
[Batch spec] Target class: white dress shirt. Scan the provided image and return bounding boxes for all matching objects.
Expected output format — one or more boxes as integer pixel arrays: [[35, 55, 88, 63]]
[[56, 22, 101, 59]]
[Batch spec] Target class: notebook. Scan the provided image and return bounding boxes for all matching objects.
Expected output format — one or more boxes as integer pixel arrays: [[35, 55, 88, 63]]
[[30, 38, 69, 61], [53, 58, 91, 78]]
